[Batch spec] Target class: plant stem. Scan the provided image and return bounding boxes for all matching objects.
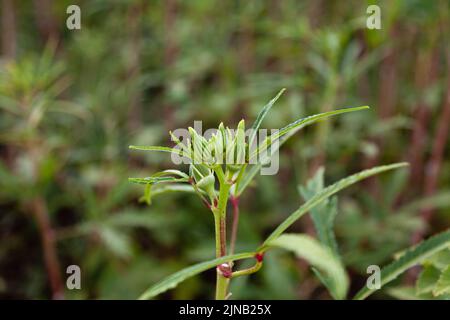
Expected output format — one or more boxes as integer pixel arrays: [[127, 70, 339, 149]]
[[27, 142, 64, 299], [231, 260, 263, 278], [213, 169, 232, 299], [215, 270, 230, 300], [30, 197, 64, 299], [213, 211, 222, 258]]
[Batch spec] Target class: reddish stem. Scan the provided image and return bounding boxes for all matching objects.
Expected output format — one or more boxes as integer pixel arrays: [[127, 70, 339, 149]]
[[413, 65, 450, 242], [27, 142, 64, 299], [30, 197, 64, 299], [407, 48, 439, 189], [407, 52, 450, 283]]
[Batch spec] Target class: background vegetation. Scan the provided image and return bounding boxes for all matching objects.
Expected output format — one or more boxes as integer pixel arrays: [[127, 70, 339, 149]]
[[0, 0, 449, 299]]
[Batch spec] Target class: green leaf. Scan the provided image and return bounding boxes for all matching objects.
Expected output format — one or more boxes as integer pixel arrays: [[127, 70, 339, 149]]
[[268, 234, 349, 299], [169, 130, 189, 154], [262, 163, 408, 246], [387, 286, 425, 300], [249, 88, 286, 146], [141, 184, 152, 205], [426, 249, 450, 270], [128, 176, 188, 185], [138, 252, 255, 300], [235, 164, 259, 196], [129, 171, 190, 204], [433, 266, 450, 296], [251, 106, 370, 160], [151, 184, 197, 197], [157, 169, 189, 179], [354, 229, 450, 300], [238, 106, 369, 196], [129, 145, 187, 157], [416, 265, 441, 295], [299, 167, 339, 255]]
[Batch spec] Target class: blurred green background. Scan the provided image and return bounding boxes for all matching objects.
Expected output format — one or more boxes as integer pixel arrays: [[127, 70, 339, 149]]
[[0, 0, 449, 299]]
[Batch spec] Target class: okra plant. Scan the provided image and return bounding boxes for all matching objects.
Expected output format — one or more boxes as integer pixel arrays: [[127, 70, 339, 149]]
[[129, 90, 450, 300]]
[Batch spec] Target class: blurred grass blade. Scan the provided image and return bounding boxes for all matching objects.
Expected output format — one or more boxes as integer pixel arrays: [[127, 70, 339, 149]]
[[269, 234, 349, 299], [98, 227, 132, 259], [139, 252, 255, 300], [398, 190, 450, 215], [129, 145, 187, 157], [128, 176, 188, 185], [261, 163, 408, 246], [249, 88, 286, 145], [354, 229, 450, 300]]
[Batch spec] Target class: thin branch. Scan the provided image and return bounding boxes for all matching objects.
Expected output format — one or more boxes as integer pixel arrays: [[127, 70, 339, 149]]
[[27, 142, 64, 299], [413, 56, 450, 243], [29, 197, 64, 299]]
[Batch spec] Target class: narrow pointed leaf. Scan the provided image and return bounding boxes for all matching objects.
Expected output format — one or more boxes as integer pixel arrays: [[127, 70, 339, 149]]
[[249, 88, 286, 145], [138, 252, 255, 300], [157, 169, 189, 179], [252, 106, 370, 160], [261, 163, 408, 246], [128, 177, 188, 185], [237, 106, 369, 196], [129, 145, 187, 157], [236, 163, 260, 196]]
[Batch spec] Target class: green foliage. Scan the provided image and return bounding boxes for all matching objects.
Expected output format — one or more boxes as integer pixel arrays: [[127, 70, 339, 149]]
[[268, 234, 348, 300], [1, 0, 448, 300], [354, 229, 450, 300], [262, 163, 408, 246], [238, 106, 370, 196], [249, 88, 286, 145], [299, 167, 339, 255], [433, 266, 450, 296], [411, 249, 450, 298], [132, 89, 409, 299], [387, 249, 450, 300], [139, 252, 255, 300], [416, 265, 441, 295]]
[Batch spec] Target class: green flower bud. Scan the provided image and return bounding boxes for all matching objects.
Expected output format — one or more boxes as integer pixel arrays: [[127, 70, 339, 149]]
[[196, 173, 216, 200], [188, 127, 204, 164], [235, 119, 246, 165]]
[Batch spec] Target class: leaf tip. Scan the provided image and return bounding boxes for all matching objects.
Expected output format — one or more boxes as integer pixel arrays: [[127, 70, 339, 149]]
[[393, 162, 410, 168]]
